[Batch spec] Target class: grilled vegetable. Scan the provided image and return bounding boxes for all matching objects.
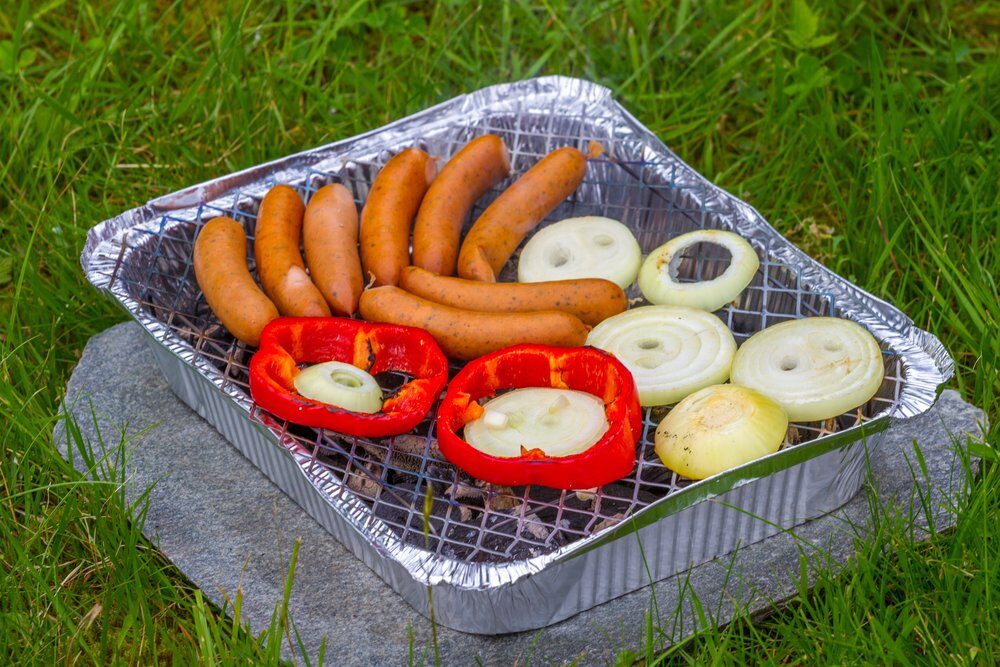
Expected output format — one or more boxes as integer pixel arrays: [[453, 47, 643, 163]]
[[586, 305, 736, 406], [730, 317, 885, 422], [249, 317, 447, 437], [517, 216, 642, 289], [654, 384, 787, 480], [638, 229, 758, 312], [293, 361, 383, 414], [436, 344, 641, 489], [464, 388, 609, 458]]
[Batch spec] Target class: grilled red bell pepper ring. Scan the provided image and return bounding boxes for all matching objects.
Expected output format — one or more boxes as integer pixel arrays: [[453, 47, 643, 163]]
[[249, 317, 448, 437], [436, 344, 642, 490]]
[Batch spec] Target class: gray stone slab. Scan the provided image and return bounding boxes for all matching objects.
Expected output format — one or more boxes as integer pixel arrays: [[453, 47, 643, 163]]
[[57, 322, 984, 666]]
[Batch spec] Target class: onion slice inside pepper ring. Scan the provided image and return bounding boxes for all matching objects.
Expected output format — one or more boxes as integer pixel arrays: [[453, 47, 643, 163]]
[[435, 344, 643, 490], [249, 317, 448, 438], [293, 360, 383, 414], [637, 229, 759, 311], [586, 305, 736, 406], [464, 388, 609, 458], [654, 384, 788, 480], [730, 316, 885, 422]]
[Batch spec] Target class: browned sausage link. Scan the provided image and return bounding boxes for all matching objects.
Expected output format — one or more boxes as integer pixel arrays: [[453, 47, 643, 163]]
[[358, 286, 589, 361], [360, 148, 437, 286], [456, 146, 587, 282], [412, 135, 510, 276], [194, 217, 279, 346], [400, 266, 626, 326], [304, 183, 363, 316], [254, 185, 331, 317]]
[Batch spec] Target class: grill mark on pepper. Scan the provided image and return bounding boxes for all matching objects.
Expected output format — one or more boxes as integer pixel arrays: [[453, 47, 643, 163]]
[[352, 330, 376, 371]]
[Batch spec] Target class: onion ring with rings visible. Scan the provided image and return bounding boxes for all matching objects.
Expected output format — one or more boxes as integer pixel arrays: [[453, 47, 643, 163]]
[[464, 388, 609, 458], [586, 305, 736, 406], [730, 317, 885, 422]]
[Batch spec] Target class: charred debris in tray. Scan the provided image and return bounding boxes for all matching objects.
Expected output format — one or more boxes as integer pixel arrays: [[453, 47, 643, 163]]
[[308, 401, 863, 564]]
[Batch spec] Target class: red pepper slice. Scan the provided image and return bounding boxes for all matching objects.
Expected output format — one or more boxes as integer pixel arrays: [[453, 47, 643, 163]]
[[436, 344, 642, 490], [249, 317, 448, 437]]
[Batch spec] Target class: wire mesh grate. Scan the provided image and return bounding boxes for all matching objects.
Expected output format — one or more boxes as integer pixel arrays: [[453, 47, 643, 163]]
[[99, 109, 906, 564]]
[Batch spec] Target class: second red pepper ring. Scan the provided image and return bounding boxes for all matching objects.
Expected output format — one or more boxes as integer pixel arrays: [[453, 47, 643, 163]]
[[249, 317, 448, 438], [436, 344, 643, 490]]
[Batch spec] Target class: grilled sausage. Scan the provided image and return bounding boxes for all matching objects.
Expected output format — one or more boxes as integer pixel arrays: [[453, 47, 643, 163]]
[[254, 185, 331, 317], [359, 148, 437, 286], [412, 135, 510, 275], [456, 146, 587, 282], [400, 266, 625, 326], [303, 183, 363, 316], [194, 216, 279, 346], [358, 286, 588, 361]]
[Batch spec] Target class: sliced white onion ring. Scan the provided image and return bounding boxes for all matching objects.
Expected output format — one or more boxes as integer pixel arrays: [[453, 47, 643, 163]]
[[517, 216, 642, 289], [638, 229, 759, 311], [655, 384, 788, 480], [586, 305, 736, 406], [464, 388, 608, 458], [730, 317, 885, 422], [294, 361, 383, 414]]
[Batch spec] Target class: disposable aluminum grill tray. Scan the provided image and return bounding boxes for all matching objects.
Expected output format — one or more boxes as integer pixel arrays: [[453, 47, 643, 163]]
[[81, 77, 952, 634]]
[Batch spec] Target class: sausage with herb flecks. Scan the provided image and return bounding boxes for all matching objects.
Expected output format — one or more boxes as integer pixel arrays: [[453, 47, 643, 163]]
[[358, 286, 588, 361], [400, 265, 625, 326]]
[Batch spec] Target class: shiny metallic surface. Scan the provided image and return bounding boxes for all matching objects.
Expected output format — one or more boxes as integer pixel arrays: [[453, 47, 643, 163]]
[[82, 76, 952, 634]]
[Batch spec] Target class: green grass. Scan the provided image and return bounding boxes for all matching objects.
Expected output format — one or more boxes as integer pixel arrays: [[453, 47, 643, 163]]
[[1, 0, 997, 663]]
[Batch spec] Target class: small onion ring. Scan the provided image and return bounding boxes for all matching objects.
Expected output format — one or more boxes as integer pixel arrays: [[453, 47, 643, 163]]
[[464, 388, 609, 458], [586, 305, 736, 406], [294, 361, 383, 414], [655, 384, 788, 480], [518, 216, 642, 289], [638, 229, 759, 311], [730, 317, 885, 422]]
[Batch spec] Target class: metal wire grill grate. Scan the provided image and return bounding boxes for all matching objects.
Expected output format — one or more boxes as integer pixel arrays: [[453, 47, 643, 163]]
[[101, 109, 905, 563]]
